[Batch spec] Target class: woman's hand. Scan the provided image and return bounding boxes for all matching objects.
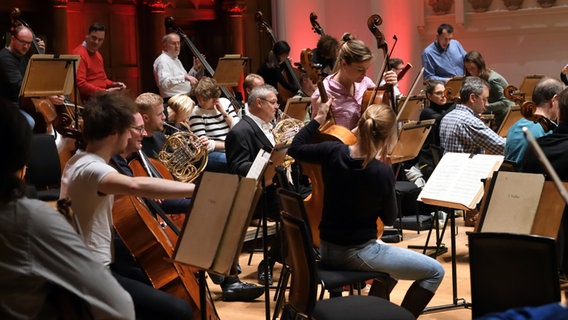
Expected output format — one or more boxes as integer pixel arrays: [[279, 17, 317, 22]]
[[314, 97, 334, 125]]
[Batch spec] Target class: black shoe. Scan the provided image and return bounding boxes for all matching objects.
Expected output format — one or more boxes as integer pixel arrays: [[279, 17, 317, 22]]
[[221, 280, 264, 302], [257, 260, 273, 285]]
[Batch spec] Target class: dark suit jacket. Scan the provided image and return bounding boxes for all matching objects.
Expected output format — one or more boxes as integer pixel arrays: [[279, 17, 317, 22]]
[[225, 115, 273, 177]]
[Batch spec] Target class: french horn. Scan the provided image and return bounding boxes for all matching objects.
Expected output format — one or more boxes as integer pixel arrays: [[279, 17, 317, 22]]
[[272, 110, 305, 169], [158, 123, 208, 183]]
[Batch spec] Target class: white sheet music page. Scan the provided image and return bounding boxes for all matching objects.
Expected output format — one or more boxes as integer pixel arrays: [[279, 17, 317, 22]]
[[246, 149, 271, 180]]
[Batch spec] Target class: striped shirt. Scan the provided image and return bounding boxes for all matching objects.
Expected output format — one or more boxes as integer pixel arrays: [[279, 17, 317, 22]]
[[189, 97, 239, 141], [440, 104, 505, 155]]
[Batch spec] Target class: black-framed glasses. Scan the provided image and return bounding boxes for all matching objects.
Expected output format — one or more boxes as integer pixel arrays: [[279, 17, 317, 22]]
[[13, 36, 33, 46], [130, 125, 146, 134]]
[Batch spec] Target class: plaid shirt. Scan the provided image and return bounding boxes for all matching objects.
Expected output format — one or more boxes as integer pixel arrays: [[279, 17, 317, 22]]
[[440, 104, 505, 155]]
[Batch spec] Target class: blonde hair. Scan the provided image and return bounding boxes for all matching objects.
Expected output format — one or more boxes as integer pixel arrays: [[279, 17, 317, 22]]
[[135, 92, 163, 115], [357, 104, 396, 168], [167, 93, 195, 124], [336, 33, 373, 70]]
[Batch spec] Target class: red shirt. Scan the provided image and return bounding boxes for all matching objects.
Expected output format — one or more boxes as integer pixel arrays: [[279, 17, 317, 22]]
[[72, 44, 113, 101]]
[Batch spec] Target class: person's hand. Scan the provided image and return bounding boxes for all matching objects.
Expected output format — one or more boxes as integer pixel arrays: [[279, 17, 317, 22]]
[[36, 38, 46, 52], [110, 82, 127, 90], [47, 95, 64, 105], [314, 96, 334, 125], [562, 64, 568, 75], [185, 74, 198, 86], [193, 55, 204, 71], [214, 99, 225, 113], [383, 70, 398, 85]]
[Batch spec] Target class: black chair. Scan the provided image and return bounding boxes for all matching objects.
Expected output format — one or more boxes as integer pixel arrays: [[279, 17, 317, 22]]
[[26, 134, 61, 201], [274, 188, 394, 319], [468, 232, 561, 318], [279, 211, 415, 320]]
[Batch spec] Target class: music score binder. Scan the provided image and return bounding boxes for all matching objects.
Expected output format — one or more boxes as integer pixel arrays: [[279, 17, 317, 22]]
[[283, 97, 311, 121], [418, 152, 504, 210], [497, 105, 522, 137]]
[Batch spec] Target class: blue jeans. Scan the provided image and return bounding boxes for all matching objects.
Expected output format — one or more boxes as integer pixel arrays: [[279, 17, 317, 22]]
[[320, 239, 445, 293], [205, 151, 228, 173]]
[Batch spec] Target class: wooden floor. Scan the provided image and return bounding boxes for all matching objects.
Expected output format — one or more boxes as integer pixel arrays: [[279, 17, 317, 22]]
[[206, 215, 475, 320]]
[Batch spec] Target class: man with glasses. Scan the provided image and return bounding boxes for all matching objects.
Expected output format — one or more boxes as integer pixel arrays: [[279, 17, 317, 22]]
[[72, 23, 126, 102], [0, 25, 63, 128], [226, 84, 283, 286], [440, 76, 504, 155]]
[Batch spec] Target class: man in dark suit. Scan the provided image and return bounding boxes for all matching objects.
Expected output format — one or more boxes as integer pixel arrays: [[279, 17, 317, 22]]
[[225, 84, 281, 285]]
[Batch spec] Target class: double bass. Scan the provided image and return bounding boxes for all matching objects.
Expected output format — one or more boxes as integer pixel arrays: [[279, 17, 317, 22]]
[[112, 153, 218, 320], [255, 11, 302, 103]]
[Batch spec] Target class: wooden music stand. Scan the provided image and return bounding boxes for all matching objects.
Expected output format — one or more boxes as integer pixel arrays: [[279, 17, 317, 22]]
[[389, 119, 435, 164], [212, 54, 248, 87], [518, 74, 544, 102], [477, 171, 566, 238], [283, 97, 311, 121], [396, 95, 426, 123], [19, 54, 80, 98], [497, 105, 522, 137], [445, 76, 465, 103]]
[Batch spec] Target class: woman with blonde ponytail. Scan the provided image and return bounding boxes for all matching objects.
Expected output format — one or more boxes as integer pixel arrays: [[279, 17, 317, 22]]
[[289, 99, 445, 318]]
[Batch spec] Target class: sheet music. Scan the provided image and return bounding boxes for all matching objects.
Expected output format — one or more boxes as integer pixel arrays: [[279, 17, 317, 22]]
[[246, 149, 271, 180]]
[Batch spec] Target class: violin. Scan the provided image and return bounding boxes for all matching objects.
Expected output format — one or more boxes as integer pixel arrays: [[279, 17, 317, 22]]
[[361, 14, 399, 113], [505, 85, 557, 132], [255, 11, 302, 103]]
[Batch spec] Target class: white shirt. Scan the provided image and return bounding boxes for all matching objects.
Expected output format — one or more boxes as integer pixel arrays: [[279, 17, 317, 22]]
[[60, 151, 117, 266], [153, 51, 201, 98], [248, 113, 275, 146]]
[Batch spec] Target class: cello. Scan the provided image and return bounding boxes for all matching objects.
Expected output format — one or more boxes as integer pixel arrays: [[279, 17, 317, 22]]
[[255, 11, 302, 103], [112, 153, 218, 320], [505, 85, 557, 133], [361, 14, 410, 113]]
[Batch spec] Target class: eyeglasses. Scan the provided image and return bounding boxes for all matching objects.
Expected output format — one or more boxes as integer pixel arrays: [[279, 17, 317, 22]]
[[260, 98, 280, 109], [13, 36, 33, 46], [130, 125, 146, 134]]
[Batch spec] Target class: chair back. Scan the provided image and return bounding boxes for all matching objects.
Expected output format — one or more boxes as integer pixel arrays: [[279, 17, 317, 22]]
[[27, 134, 61, 189], [280, 211, 319, 316], [468, 232, 560, 318]]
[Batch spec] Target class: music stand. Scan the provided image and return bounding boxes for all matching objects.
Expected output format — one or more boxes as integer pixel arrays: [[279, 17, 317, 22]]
[[283, 97, 311, 121], [518, 74, 544, 102], [388, 119, 435, 164], [212, 54, 248, 87], [445, 76, 464, 103], [396, 96, 426, 123], [19, 54, 80, 98], [496, 106, 522, 137]]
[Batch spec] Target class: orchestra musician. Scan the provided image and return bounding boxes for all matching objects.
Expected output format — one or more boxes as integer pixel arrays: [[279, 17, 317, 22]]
[[153, 33, 204, 106], [0, 25, 64, 128], [257, 40, 300, 104], [241, 73, 265, 116], [421, 23, 466, 82], [59, 92, 194, 319], [504, 77, 564, 165], [165, 93, 195, 135], [310, 33, 397, 130], [464, 50, 514, 131], [72, 23, 126, 102], [0, 98, 134, 319], [287, 99, 445, 318], [520, 87, 568, 282], [189, 76, 240, 173], [311, 34, 339, 76], [225, 84, 284, 286]]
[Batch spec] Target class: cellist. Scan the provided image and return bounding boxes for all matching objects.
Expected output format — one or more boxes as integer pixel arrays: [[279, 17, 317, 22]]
[[60, 92, 195, 319], [310, 33, 398, 130]]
